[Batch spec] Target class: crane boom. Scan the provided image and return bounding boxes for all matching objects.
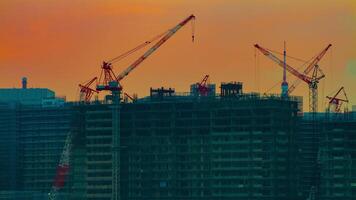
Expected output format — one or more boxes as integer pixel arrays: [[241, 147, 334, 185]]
[[255, 43, 330, 113], [48, 132, 73, 200], [79, 77, 98, 102], [303, 44, 331, 75], [326, 87, 349, 113], [199, 75, 209, 86], [327, 87, 349, 103], [197, 75, 210, 96], [254, 44, 312, 84], [287, 44, 331, 94], [116, 14, 195, 82]]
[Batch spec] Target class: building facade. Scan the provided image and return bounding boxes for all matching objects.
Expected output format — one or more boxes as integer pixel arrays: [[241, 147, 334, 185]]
[[0, 102, 19, 190], [319, 120, 356, 200], [118, 93, 300, 200]]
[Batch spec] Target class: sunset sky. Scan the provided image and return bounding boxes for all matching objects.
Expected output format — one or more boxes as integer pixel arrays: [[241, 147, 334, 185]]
[[0, 0, 355, 111]]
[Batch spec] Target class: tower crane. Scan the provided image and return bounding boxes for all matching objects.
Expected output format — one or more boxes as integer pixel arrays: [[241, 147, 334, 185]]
[[48, 14, 196, 200], [254, 44, 331, 113], [78, 77, 98, 102], [326, 86, 348, 113], [196, 75, 210, 96], [102, 15, 195, 200], [96, 14, 196, 95]]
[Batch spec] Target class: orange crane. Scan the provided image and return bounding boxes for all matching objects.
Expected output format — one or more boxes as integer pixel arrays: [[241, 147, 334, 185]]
[[254, 44, 331, 113], [326, 86, 349, 113], [48, 14, 196, 200], [78, 77, 98, 102], [196, 75, 210, 96]]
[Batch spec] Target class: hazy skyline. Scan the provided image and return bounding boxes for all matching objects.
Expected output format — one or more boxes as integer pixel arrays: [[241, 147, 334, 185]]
[[0, 0, 355, 111]]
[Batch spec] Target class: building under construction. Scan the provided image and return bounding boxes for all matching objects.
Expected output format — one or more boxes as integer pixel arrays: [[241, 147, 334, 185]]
[[1, 80, 356, 200], [319, 118, 356, 200], [68, 82, 301, 200]]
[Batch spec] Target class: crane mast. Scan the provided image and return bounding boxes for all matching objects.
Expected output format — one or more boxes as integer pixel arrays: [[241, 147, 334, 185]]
[[104, 14, 195, 200]]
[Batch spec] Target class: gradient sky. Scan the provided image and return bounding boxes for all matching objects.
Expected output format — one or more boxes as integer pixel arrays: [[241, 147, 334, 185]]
[[0, 0, 355, 111]]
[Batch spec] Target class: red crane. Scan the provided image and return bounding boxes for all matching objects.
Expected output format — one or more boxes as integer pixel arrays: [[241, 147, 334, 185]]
[[48, 132, 73, 200], [326, 87, 349, 113], [287, 44, 332, 94], [196, 75, 210, 96], [96, 14, 196, 94], [254, 44, 331, 113], [78, 77, 98, 102], [48, 15, 196, 200], [123, 92, 137, 103]]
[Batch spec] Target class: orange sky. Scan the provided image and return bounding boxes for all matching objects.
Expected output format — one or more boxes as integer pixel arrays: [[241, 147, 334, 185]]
[[0, 0, 355, 111]]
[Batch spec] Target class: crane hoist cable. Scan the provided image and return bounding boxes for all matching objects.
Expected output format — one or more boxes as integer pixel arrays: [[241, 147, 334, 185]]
[[107, 31, 169, 64], [96, 14, 196, 91], [266, 47, 308, 63]]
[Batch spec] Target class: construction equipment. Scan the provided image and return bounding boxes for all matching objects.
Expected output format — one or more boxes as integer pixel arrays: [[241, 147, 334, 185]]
[[287, 44, 331, 94], [48, 132, 73, 200], [123, 92, 137, 103], [326, 86, 349, 113], [106, 15, 195, 200], [254, 44, 331, 113], [196, 75, 210, 96], [78, 77, 98, 102], [48, 15, 196, 200], [96, 14, 196, 95], [281, 42, 288, 98]]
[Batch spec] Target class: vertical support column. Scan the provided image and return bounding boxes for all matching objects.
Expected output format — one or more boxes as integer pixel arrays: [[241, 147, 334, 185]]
[[309, 83, 320, 200], [112, 90, 121, 200]]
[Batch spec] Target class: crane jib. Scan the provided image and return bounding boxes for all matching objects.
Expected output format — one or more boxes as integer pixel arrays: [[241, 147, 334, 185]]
[[116, 15, 195, 82]]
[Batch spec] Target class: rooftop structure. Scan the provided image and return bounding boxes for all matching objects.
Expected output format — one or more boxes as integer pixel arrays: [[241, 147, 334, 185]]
[[220, 82, 243, 97]]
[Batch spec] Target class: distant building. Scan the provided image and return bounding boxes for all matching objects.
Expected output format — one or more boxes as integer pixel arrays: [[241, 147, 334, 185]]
[[0, 88, 55, 105], [0, 78, 63, 106], [0, 80, 80, 199], [0, 102, 19, 191]]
